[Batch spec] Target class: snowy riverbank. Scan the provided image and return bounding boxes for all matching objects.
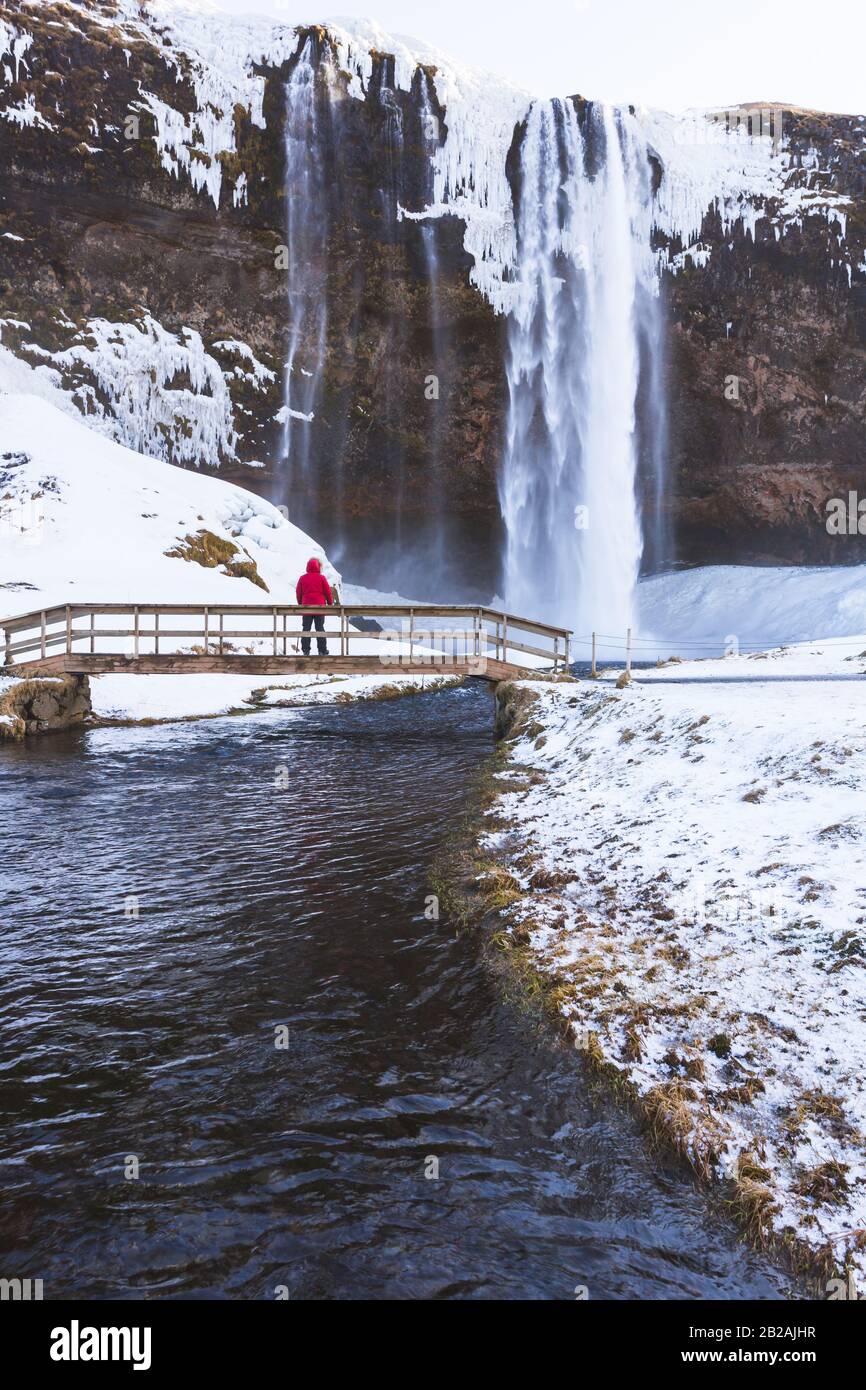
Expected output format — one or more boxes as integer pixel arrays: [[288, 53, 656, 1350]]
[[89, 671, 463, 723], [482, 638, 866, 1280]]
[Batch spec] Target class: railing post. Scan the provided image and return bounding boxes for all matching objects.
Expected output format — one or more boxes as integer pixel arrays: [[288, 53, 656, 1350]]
[[3, 624, 11, 667], [626, 627, 632, 677], [65, 604, 72, 656], [203, 606, 209, 656], [154, 612, 159, 656], [40, 610, 46, 660], [282, 611, 287, 657], [341, 608, 347, 658], [89, 611, 95, 655], [591, 631, 597, 678], [502, 615, 508, 666], [219, 613, 224, 656], [134, 606, 140, 658], [409, 608, 414, 666], [273, 607, 278, 656]]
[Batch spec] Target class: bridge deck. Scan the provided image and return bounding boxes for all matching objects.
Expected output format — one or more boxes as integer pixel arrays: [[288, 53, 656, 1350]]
[[16, 653, 524, 681]]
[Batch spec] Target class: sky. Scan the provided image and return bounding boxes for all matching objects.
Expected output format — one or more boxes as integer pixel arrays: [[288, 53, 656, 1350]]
[[200, 0, 866, 113]]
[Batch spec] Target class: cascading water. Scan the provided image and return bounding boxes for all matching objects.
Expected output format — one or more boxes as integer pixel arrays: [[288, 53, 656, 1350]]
[[417, 72, 450, 587], [500, 99, 664, 647], [372, 57, 409, 552], [282, 38, 330, 488]]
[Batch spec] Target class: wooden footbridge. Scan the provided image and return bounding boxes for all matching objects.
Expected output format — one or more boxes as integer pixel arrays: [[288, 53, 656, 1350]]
[[1, 603, 571, 682]]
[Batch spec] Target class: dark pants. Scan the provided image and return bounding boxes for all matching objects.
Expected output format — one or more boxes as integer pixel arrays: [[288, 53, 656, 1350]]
[[301, 614, 327, 655]]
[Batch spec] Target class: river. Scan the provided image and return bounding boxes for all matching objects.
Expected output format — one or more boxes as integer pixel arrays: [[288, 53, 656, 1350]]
[[0, 686, 794, 1299]]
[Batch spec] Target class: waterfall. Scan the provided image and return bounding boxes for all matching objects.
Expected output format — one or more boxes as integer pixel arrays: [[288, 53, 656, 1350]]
[[500, 99, 663, 648], [376, 56, 404, 219], [418, 73, 449, 586], [282, 38, 330, 487]]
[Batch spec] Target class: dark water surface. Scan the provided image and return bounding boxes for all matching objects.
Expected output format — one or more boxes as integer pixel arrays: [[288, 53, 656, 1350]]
[[0, 686, 794, 1299]]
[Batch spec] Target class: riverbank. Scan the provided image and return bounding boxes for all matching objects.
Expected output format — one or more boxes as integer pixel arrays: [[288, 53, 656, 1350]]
[[0, 669, 466, 734], [450, 639, 866, 1285], [89, 670, 465, 723], [0, 673, 91, 737]]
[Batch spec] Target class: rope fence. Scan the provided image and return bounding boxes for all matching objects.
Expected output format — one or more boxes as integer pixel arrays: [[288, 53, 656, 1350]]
[[572, 628, 866, 677]]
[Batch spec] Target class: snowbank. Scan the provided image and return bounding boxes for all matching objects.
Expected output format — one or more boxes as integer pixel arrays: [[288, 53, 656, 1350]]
[[88, 670, 461, 722], [0, 347, 338, 612], [629, 564, 866, 661], [484, 639, 866, 1279]]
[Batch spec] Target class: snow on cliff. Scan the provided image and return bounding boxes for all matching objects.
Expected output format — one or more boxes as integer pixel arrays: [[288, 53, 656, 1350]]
[[7, 2, 859, 309]]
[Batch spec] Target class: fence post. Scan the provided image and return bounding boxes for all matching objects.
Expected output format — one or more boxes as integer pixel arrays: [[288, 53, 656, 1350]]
[[219, 613, 224, 656], [89, 611, 95, 655], [203, 606, 209, 656], [134, 606, 140, 658], [626, 627, 632, 677], [591, 631, 597, 678], [154, 612, 159, 656], [273, 607, 278, 656], [4, 624, 11, 667], [65, 605, 72, 656]]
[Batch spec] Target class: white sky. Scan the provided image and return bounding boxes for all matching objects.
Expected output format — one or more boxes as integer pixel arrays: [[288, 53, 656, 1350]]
[[202, 0, 866, 113]]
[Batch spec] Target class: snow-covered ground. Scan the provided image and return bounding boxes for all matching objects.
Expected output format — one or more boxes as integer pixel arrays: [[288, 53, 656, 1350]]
[[90, 670, 461, 722], [0, 345, 339, 610], [485, 639, 866, 1278], [552, 563, 866, 665], [636, 565, 866, 657]]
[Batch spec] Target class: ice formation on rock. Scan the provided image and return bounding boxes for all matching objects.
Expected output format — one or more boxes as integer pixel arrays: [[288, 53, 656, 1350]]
[[24, 314, 237, 467]]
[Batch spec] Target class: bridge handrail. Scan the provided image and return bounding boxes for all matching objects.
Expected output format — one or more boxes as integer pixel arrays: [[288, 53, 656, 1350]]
[[1, 602, 572, 670], [0, 602, 570, 638]]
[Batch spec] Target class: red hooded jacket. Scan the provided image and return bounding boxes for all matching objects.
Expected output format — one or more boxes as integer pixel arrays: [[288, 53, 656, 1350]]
[[296, 557, 333, 606]]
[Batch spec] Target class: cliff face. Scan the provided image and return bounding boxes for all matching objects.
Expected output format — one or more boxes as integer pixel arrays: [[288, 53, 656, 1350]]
[[1, 1, 864, 597], [660, 109, 866, 568]]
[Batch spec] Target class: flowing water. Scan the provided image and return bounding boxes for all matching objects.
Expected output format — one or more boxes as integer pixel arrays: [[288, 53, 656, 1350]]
[[416, 72, 450, 595], [0, 688, 793, 1299], [282, 38, 330, 484], [501, 100, 667, 648]]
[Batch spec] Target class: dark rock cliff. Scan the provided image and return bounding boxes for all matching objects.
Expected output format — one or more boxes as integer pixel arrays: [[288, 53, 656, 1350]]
[[660, 109, 866, 569], [1, 1, 864, 596]]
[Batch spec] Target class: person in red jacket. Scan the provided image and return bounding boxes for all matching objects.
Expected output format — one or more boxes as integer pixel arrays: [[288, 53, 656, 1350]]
[[295, 556, 333, 655]]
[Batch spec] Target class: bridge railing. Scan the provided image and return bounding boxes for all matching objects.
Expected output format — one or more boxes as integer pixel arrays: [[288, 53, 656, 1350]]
[[1, 603, 572, 672]]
